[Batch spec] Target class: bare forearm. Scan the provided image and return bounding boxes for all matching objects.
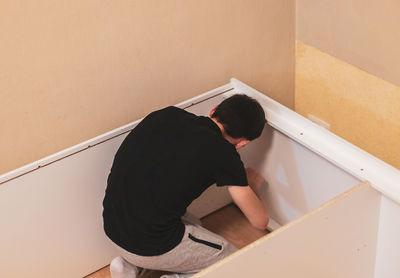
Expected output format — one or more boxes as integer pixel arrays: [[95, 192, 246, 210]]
[[228, 185, 269, 230]]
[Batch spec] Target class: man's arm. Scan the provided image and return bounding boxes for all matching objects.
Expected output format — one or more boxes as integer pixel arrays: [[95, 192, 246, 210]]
[[228, 185, 269, 230], [227, 168, 269, 230]]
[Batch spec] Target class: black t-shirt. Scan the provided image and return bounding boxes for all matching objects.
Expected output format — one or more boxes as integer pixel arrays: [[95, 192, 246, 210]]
[[102, 106, 248, 256]]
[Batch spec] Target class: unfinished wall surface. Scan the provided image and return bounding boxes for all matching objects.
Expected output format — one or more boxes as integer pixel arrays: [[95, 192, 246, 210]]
[[296, 42, 400, 169], [0, 0, 295, 175], [295, 0, 400, 170]]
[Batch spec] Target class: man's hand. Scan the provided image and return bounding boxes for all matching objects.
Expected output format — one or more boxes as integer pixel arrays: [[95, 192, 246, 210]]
[[245, 168, 265, 194]]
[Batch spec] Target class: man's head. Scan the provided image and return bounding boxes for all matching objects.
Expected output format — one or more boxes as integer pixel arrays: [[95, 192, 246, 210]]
[[210, 94, 266, 149]]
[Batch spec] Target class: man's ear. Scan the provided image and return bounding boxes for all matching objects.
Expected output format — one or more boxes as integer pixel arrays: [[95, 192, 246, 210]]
[[235, 139, 250, 150], [209, 105, 218, 117]]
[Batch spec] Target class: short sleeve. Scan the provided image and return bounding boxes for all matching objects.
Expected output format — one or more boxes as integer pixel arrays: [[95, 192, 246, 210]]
[[214, 143, 248, 187]]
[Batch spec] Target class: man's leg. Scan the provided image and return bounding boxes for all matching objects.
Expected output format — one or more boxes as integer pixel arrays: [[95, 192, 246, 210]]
[[109, 223, 237, 277], [167, 223, 238, 273]]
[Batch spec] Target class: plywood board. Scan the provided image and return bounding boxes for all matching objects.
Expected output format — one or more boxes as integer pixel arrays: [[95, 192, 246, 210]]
[[196, 182, 381, 278]]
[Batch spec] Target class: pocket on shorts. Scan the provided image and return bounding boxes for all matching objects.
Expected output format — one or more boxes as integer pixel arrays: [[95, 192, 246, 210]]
[[188, 233, 222, 250]]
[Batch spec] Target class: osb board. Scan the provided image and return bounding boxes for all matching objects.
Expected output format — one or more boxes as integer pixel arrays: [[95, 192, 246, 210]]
[[196, 182, 381, 278], [295, 41, 400, 170]]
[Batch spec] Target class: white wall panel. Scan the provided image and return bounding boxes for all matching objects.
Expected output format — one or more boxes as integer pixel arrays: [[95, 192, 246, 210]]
[[374, 195, 400, 278], [239, 124, 361, 225], [0, 134, 125, 278], [196, 183, 381, 278]]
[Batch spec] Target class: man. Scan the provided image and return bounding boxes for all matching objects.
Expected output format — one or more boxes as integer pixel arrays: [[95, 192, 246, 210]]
[[103, 94, 269, 278]]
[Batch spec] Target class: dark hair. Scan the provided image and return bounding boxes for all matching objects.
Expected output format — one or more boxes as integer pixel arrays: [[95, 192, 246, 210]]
[[212, 94, 266, 140]]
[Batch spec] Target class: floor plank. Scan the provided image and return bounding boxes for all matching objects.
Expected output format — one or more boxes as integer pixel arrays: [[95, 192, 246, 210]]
[[86, 204, 268, 278], [202, 204, 268, 249]]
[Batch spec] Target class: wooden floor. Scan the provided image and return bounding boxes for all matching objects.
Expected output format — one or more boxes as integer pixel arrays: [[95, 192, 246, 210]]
[[86, 204, 268, 278]]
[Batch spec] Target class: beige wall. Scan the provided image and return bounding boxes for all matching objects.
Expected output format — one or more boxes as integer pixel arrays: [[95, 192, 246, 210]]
[[296, 0, 400, 169], [1, 0, 295, 174], [297, 0, 400, 86]]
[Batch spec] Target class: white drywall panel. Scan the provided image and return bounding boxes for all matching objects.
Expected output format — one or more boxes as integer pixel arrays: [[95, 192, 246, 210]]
[[374, 195, 400, 278], [0, 135, 124, 278], [196, 182, 381, 278], [239, 124, 362, 225]]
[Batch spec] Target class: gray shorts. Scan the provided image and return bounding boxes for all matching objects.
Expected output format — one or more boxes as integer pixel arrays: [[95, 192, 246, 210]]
[[110, 218, 237, 276]]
